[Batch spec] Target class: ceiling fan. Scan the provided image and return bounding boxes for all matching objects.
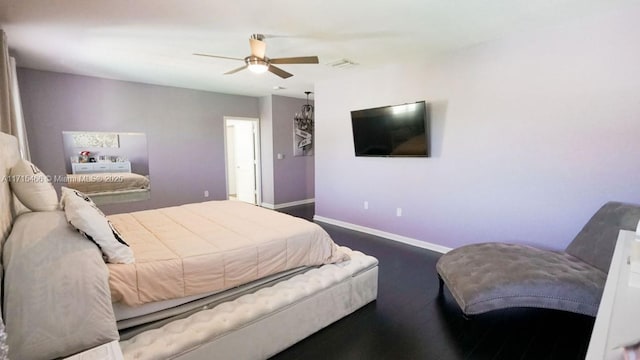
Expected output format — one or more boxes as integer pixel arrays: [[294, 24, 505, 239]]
[[194, 34, 319, 79]]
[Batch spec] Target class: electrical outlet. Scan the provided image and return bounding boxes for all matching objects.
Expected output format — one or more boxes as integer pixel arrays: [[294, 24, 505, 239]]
[[364, 201, 369, 210], [204, 190, 209, 198], [396, 208, 402, 217]]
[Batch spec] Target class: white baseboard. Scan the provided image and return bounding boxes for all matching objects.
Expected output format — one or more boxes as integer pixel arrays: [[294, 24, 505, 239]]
[[313, 215, 452, 254], [261, 198, 315, 210]]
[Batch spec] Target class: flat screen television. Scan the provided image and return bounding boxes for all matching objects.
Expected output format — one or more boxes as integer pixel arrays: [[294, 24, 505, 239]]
[[351, 101, 429, 157]]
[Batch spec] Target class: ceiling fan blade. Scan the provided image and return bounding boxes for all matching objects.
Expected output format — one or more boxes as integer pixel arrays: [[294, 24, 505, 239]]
[[193, 53, 244, 61], [249, 38, 266, 58], [270, 56, 319, 64], [268, 65, 293, 79], [224, 65, 248, 75]]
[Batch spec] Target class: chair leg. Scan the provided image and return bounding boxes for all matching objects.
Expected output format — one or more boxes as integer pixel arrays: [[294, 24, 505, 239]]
[[438, 275, 444, 294]]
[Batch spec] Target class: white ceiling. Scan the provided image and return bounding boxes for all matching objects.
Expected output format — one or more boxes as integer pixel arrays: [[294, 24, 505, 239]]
[[0, 0, 637, 99]]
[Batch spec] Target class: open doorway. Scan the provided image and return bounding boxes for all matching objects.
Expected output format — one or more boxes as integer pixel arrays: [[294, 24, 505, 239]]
[[225, 117, 261, 205]]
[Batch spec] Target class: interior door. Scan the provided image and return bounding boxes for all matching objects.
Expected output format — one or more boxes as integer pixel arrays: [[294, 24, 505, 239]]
[[227, 120, 257, 204]]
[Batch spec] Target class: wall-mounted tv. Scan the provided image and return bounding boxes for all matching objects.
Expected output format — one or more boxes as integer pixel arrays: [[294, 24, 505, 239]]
[[351, 101, 429, 157]]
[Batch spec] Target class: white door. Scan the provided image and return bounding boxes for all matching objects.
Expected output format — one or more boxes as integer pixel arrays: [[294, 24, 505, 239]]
[[225, 118, 261, 205]]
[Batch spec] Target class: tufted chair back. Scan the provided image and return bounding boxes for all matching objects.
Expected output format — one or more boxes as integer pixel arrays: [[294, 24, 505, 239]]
[[566, 201, 640, 273]]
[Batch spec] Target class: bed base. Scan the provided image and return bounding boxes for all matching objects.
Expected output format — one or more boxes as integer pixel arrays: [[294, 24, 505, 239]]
[[117, 266, 313, 338], [119, 248, 378, 360]]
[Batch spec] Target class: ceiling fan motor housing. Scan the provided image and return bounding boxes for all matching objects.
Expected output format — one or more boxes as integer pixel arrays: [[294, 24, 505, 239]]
[[245, 56, 269, 66], [245, 56, 269, 73]]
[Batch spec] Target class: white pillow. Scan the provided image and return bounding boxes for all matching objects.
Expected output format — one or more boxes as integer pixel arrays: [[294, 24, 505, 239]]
[[60, 187, 135, 264], [9, 159, 59, 211]]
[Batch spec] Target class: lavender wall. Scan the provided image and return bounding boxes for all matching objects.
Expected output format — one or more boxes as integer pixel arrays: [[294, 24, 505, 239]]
[[271, 95, 314, 205], [315, 5, 640, 251], [259, 95, 315, 207], [18, 69, 259, 214], [259, 95, 275, 205]]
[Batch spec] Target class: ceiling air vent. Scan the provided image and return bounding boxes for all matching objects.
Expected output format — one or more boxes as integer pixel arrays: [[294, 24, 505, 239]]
[[326, 58, 358, 69]]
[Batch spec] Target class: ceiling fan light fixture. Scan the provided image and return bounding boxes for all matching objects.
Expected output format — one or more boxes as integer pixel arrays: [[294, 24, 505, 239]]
[[248, 63, 268, 74], [246, 57, 269, 74]]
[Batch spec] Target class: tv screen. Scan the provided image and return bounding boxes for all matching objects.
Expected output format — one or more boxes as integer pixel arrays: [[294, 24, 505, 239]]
[[351, 101, 429, 157]]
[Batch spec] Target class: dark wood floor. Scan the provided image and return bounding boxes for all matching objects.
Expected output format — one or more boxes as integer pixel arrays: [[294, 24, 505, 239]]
[[272, 204, 595, 360]]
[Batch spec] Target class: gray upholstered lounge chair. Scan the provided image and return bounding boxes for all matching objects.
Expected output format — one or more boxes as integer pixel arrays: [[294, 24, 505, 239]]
[[436, 201, 640, 317]]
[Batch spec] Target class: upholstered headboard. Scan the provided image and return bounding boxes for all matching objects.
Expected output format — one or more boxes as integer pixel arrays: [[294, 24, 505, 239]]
[[0, 133, 21, 248], [0, 132, 23, 291], [0, 133, 21, 353]]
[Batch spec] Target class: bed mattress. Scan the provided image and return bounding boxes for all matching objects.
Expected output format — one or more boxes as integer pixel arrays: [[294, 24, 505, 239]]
[[107, 200, 347, 306]]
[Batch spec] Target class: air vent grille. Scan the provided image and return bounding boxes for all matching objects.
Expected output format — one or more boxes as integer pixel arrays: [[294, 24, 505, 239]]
[[326, 58, 358, 69]]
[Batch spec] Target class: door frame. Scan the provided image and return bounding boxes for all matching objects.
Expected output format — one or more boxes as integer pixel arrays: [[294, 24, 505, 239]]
[[223, 116, 262, 206]]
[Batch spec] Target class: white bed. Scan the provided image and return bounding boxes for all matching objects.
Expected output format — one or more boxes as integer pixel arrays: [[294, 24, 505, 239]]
[[0, 132, 379, 360]]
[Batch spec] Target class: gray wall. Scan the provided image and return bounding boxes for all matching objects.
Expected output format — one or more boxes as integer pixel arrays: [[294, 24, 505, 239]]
[[314, 5, 640, 251], [18, 69, 259, 214]]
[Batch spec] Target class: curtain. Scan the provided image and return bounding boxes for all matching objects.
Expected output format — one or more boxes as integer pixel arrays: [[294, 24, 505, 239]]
[[8, 56, 29, 160], [0, 29, 30, 160]]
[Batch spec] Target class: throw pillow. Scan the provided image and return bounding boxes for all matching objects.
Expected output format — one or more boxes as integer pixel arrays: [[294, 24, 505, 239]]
[[60, 187, 134, 264], [9, 159, 59, 211]]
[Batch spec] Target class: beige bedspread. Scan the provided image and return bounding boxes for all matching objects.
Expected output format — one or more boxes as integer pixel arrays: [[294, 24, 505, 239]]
[[66, 172, 150, 194], [107, 201, 347, 306]]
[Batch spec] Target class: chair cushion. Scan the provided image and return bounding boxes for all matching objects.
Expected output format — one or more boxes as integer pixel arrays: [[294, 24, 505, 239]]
[[436, 242, 607, 316], [565, 201, 640, 273]]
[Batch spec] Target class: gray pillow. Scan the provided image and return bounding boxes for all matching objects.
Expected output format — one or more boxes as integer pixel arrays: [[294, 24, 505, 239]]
[[3, 211, 119, 359]]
